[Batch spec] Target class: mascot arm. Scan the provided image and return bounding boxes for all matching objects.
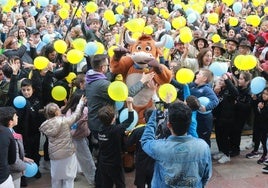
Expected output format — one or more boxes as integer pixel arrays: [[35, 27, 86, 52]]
[[154, 65, 172, 85], [110, 56, 133, 77]]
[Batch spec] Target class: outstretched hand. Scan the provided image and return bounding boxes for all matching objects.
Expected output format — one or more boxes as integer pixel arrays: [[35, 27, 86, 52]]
[[113, 47, 130, 61]]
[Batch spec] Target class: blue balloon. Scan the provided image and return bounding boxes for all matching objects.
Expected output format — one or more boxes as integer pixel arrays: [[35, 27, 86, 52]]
[[164, 21, 171, 31], [198, 97, 211, 114], [0, 0, 8, 6], [51, 0, 57, 5], [250, 76, 266, 94], [119, 108, 138, 131], [38, 0, 49, 7], [187, 13, 197, 24], [115, 101, 124, 111], [42, 34, 51, 44], [209, 62, 228, 77], [84, 42, 98, 56], [13, 96, 26, 109], [162, 35, 174, 49], [233, 2, 243, 14], [173, 4, 182, 11], [185, 8, 194, 16], [24, 162, 38, 178], [29, 7, 38, 17]]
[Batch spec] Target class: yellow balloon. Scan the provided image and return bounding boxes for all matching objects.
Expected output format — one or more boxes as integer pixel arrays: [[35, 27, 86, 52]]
[[251, 15, 261, 27], [108, 81, 129, 101], [179, 27, 193, 43], [95, 42, 105, 55], [143, 26, 153, 35], [115, 34, 120, 44], [234, 55, 256, 70], [222, 0, 234, 6], [107, 15, 117, 25], [229, 17, 239, 26], [176, 68, 195, 84], [265, 7, 268, 14], [172, 16, 186, 29], [34, 56, 49, 70], [58, 0, 65, 6], [54, 40, 67, 54], [124, 18, 145, 32], [158, 84, 177, 103], [72, 38, 87, 51], [65, 72, 77, 83], [108, 46, 117, 57], [252, 0, 261, 7], [104, 10, 115, 20], [211, 34, 221, 43], [75, 8, 82, 18], [51, 86, 67, 101], [116, 5, 124, 15], [153, 7, 159, 15], [66, 49, 84, 64], [132, 32, 142, 39], [132, 0, 141, 6], [62, 3, 70, 10], [208, 13, 219, 24], [85, 2, 98, 13], [59, 8, 69, 20]]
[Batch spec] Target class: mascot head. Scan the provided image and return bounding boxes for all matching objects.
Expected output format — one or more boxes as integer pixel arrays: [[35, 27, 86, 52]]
[[125, 31, 166, 68]]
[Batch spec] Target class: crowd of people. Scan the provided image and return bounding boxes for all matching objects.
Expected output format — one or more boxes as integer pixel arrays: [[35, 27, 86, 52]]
[[1, 0, 268, 187]]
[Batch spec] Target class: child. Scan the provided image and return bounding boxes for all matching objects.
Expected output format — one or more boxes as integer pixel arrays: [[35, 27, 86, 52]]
[[61, 91, 96, 187], [126, 108, 155, 188], [5, 106, 34, 188], [97, 97, 134, 188], [39, 95, 86, 188], [246, 87, 268, 165], [212, 73, 238, 164]]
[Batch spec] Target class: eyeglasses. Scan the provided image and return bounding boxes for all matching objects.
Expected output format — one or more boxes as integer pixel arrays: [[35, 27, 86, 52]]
[[255, 42, 260, 45]]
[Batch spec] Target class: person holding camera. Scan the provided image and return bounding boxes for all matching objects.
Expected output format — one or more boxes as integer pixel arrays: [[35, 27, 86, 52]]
[[141, 101, 212, 188]]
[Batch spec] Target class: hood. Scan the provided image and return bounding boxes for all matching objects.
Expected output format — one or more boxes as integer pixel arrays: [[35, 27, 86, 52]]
[[86, 69, 107, 84]]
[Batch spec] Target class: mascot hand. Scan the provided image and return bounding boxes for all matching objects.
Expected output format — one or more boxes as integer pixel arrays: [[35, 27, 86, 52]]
[[113, 47, 130, 61], [148, 59, 162, 74]]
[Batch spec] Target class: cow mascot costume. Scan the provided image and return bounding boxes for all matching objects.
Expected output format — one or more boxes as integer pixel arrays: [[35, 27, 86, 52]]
[[110, 31, 172, 124]]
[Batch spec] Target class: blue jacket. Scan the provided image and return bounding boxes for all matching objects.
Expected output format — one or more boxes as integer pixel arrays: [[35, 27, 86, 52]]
[[141, 111, 212, 188]]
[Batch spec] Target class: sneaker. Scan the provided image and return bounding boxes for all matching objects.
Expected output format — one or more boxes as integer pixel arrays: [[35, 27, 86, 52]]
[[34, 170, 42, 179], [262, 166, 268, 174], [218, 154, 231, 164], [213, 152, 224, 160], [246, 151, 260, 159], [263, 160, 268, 166], [257, 156, 267, 164]]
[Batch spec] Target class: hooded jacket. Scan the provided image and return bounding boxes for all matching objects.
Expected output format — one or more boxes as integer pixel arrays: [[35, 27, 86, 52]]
[[39, 100, 84, 160]]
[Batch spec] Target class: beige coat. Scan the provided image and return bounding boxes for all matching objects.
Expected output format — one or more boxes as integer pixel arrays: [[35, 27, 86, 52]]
[[39, 101, 84, 160]]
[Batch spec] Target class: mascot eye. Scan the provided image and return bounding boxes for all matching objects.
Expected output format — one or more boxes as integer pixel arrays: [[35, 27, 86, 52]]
[[136, 45, 142, 51], [145, 46, 151, 51]]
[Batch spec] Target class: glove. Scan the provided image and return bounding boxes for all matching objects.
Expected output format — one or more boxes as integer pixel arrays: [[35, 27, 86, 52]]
[[113, 47, 130, 61], [148, 59, 162, 74]]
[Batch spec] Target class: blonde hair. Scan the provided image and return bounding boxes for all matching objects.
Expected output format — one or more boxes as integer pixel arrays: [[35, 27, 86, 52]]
[[44, 103, 60, 119]]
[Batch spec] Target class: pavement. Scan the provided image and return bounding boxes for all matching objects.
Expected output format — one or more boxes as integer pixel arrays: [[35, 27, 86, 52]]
[[25, 135, 268, 188]]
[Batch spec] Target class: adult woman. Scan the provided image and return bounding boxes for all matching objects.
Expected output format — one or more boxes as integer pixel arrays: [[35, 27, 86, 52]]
[[17, 28, 28, 46], [3, 36, 33, 66]]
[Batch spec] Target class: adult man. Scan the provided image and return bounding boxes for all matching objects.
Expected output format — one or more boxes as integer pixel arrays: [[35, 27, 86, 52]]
[[141, 102, 212, 188], [85, 54, 114, 139], [27, 28, 46, 55], [0, 107, 17, 188], [81, 13, 103, 43]]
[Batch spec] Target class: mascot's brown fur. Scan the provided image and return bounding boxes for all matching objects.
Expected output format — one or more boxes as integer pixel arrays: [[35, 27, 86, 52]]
[[110, 32, 172, 123]]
